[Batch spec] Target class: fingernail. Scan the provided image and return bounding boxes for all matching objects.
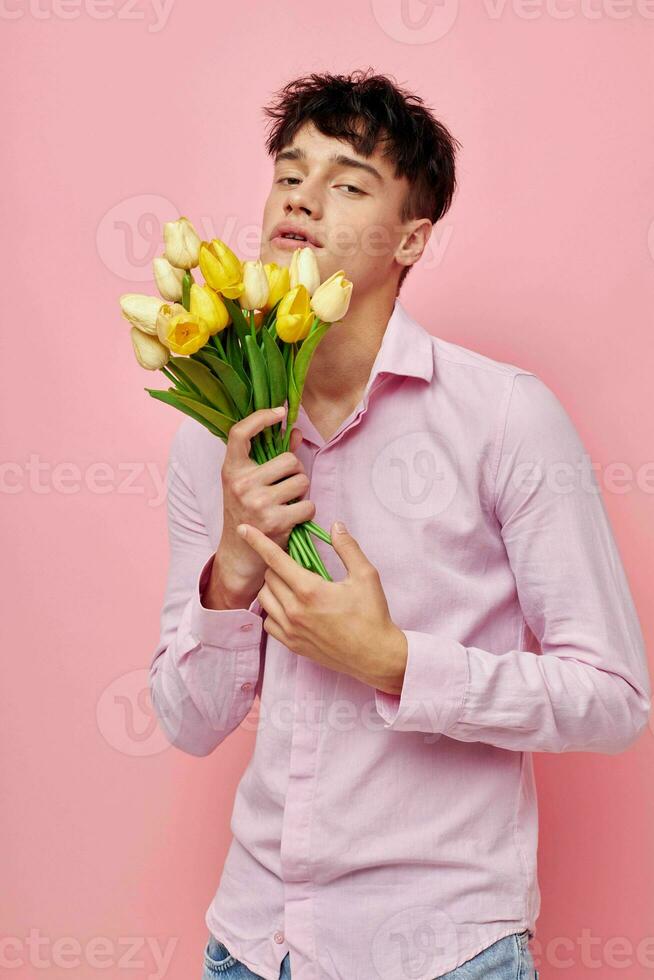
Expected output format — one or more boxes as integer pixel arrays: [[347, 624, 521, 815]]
[[236, 524, 247, 537], [273, 406, 286, 416], [334, 520, 347, 533]]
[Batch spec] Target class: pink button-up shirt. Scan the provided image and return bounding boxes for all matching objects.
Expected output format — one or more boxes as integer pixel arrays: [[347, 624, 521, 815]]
[[149, 298, 651, 980]]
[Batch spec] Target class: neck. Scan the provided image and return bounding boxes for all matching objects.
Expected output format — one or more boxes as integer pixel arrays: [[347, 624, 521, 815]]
[[301, 290, 398, 407]]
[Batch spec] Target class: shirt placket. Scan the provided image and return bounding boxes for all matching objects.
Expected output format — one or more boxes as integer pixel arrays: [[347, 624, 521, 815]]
[[277, 375, 388, 974]]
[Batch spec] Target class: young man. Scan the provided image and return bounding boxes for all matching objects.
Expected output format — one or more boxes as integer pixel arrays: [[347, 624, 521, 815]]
[[149, 70, 651, 980]]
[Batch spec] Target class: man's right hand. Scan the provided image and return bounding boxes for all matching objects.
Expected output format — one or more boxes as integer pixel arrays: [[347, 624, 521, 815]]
[[205, 405, 316, 610]]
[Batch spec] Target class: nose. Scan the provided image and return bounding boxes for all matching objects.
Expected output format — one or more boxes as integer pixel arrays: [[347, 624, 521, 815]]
[[284, 180, 322, 221]]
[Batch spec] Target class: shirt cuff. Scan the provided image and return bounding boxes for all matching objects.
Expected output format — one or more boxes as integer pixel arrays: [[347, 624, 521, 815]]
[[374, 630, 470, 733], [190, 553, 264, 649]]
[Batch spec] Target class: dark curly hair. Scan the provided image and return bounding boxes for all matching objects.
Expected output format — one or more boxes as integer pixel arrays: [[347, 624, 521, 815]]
[[261, 68, 461, 294]]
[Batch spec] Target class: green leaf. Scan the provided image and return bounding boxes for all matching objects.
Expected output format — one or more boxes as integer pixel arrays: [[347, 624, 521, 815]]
[[225, 327, 247, 387], [244, 333, 270, 411], [145, 387, 227, 440], [261, 327, 288, 407], [191, 347, 251, 417], [172, 391, 237, 435], [168, 355, 237, 419], [222, 296, 250, 346], [294, 322, 331, 394]]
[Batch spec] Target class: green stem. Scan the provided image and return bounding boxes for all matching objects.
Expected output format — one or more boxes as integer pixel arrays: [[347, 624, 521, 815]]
[[298, 525, 332, 580], [304, 520, 333, 545], [211, 333, 227, 359], [160, 365, 178, 386], [182, 271, 194, 311], [289, 526, 318, 571]]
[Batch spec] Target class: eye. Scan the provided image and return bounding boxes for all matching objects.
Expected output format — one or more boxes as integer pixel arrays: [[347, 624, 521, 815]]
[[339, 185, 363, 195], [277, 177, 300, 186]]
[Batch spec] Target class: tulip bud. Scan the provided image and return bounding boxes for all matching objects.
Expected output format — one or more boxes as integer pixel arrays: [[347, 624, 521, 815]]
[[310, 271, 353, 323], [153, 256, 185, 302], [198, 239, 244, 299], [119, 293, 165, 335], [163, 216, 201, 270], [289, 246, 321, 297], [190, 283, 230, 335], [238, 259, 270, 312], [158, 311, 210, 356], [156, 302, 186, 347], [130, 327, 170, 370], [262, 262, 290, 312], [275, 284, 314, 343]]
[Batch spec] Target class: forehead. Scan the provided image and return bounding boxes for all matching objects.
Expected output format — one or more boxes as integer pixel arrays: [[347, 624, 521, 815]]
[[274, 122, 395, 182]]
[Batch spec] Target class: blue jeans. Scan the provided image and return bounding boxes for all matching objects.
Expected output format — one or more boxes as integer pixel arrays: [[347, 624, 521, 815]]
[[201, 929, 539, 979]]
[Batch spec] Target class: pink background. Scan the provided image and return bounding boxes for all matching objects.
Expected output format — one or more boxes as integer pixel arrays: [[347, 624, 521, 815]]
[[2, 2, 653, 977]]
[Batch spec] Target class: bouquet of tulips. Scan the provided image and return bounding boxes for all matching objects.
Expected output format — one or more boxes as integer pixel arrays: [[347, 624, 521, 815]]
[[119, 217, 353, 581]]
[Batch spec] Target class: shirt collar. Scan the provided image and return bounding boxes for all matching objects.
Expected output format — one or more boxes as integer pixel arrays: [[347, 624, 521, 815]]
[[365, 298, 434, 390]]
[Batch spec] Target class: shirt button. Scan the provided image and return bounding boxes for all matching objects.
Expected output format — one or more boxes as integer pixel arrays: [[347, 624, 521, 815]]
[[240, 681, 253, 693], [239, 623, 253, 632], [273, 931, 284, 944]]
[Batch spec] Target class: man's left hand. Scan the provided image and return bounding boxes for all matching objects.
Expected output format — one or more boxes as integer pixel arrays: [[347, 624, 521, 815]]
[[236, 520, 408, 695]]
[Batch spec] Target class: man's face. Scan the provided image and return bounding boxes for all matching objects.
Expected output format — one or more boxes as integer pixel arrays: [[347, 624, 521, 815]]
[[259, 121, 419, 296]]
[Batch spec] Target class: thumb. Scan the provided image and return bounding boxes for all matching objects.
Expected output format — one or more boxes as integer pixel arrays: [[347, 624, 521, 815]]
[[289, 426, 303, 453], [330, 520, 371, 577]]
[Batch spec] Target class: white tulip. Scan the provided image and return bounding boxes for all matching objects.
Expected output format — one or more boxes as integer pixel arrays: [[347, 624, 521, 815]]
[[120, 293, 165, 335], [289, 246, 321, 296], [130, 327, 170, 369], [163, 216, 201, 270], [153, 256, 185, 302], [238, 259, 270, 311]]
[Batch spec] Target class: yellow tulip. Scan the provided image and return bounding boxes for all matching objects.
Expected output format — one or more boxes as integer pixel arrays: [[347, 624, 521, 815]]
[[190, 283, 230, 335], [238, 259, 270, 311], [159, 311, 210, 356], [120, 293, 165, 335], [276, 284, 314, 343], [289, 246, 321, 296], [163, 216, 201, 270], [198, 239, 244, 299], [156, 302, 186, 346], [310, 270, 353, 323], [130, 327, 170, 370], [153, 256, 185, 302], [263, 262, 290, 312]]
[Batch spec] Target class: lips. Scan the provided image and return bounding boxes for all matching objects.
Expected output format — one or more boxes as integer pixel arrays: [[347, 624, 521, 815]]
[[270, 223, 323, 248]]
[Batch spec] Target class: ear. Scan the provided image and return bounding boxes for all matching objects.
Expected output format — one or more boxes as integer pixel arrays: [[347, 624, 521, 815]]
[[395, 218, 433, 269]]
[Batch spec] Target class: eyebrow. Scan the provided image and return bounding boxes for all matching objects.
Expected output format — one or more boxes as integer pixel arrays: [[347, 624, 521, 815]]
[[274, 146, 384, 183]]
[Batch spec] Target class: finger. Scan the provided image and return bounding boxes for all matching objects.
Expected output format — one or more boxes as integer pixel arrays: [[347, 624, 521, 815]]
[[263, 566, 296, 608], [268, 472, 311, 506], [237, 523, 315, 590], [257, 582, 293, 633], [227, 405, 287, 462], [262, 615, 288, 646], [254, 450, 305, 486], [289, 427, 303, 453], [330, 520, 374, 578]]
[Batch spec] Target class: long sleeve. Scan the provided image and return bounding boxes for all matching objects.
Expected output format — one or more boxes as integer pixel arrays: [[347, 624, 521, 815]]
[[149, 421, 266, 757], [375, 371, 652, 754]]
